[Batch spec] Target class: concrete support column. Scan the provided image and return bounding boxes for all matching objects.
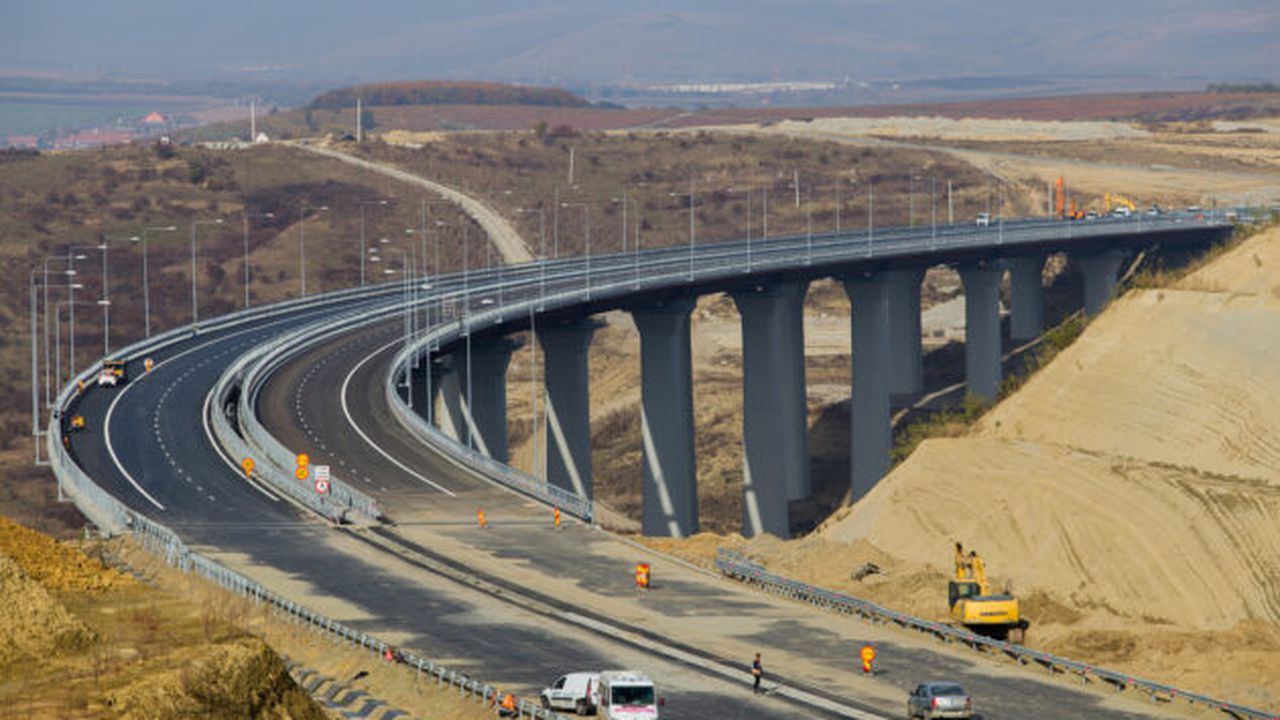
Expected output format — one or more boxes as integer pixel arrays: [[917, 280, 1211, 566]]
[[883, 269, 925, 398], [631, 297, 698, 537], [1075, 249, 1126, 317], [537, 319, 597, 500], [959, 263, 1003, 402], [438, 357, 466, 445], [408, 358, 430, 417], [842, 275, 892, 503], [1007, 255, 1046, 342], [438, 339, 516, 461], [732, 280, 809, 538], [468, 338, 516, 463]]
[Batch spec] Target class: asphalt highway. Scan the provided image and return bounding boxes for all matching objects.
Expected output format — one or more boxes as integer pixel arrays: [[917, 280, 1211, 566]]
[[67, 302, 844, 719]]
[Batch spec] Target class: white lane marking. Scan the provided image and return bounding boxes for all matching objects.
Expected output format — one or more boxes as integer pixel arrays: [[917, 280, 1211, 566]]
[[201, 368, 280, 502], [340, 337, 457, 496], [102, 313, 345, 512]]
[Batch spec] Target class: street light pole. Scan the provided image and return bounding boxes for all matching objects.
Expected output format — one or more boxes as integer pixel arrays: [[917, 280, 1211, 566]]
[[190, 218, 223, 326], [298, 203, 329, 297], [139, 225, 177, 337], [669, 180, 696, 281], [359, 199, 389, 287], [242, 211, 274, 309], [561, 202, 590, 299]]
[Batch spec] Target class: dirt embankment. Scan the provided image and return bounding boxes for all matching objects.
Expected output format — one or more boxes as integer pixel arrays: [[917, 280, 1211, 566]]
[[0, 515, 325, 719], [796, 225, 1280, 708]]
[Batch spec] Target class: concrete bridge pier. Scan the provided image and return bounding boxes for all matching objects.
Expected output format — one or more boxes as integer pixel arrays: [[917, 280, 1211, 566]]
[[631, 297, 699, 537], [1075, 249, 1127, 316], [537, 319, 598, 500], [1006, 255, 1046, 342], [843, 274, 892, 503], [438, 357, 467, 445], [732, 280, 810, 538], [959, 262, 1003, 402], [884, 269, 925, 399], [439, 338, 516, 461]]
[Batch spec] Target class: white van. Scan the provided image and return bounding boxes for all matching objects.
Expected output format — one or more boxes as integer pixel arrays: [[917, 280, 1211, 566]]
[[541, 672, 599, 715], [593, 671, 660, 720], [975, 212, 991, 227]]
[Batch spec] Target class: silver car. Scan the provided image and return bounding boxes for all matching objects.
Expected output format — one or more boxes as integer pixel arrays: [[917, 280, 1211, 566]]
[[907, 682, 973, 719]]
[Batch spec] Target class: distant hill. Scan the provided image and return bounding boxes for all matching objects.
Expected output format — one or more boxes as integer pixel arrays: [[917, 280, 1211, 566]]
[[308, 80, 591, 110]]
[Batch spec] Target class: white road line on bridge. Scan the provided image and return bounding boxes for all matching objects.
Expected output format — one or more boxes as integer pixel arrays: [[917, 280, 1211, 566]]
[[201, 364, 280, 503], [103, 316, 312, 512], [341, 337, 457, 496]]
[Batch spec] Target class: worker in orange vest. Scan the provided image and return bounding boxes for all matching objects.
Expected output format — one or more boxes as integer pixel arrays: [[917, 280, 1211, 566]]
[[554, 506, 561, 529], [860, 644, 877, 674], [477, 509, 487, 529], [499, 692, 517, 716]]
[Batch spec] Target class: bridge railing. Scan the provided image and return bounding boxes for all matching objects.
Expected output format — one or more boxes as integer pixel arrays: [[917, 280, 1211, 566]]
[[715, 549, 1276, 720], [45, 287, 566, 720]]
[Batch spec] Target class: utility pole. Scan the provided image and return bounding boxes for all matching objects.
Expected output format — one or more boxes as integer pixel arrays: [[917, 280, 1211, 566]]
[[356, 98, 362, 143], [793, 169, 800, 208], [948, 181, 954, 225]]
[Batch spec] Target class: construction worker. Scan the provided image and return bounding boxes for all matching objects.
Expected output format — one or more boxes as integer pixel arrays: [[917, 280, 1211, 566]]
[[751, 652, 763, 693], [477, 509, 487, 529], [70, 414, 85, 432], [498, 692, 517, 717], [860, 644, 877, 674], [553, 506, 561, 529]]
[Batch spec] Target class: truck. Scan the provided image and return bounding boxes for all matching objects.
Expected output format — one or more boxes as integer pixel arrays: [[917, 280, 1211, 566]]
[[541, 672, 599, 716], [97, 359, 128, 387], [593, 671, 660, 720]]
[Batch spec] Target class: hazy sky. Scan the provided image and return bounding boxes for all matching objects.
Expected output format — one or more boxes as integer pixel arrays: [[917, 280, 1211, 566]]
[[5, 1, 1277, 86]]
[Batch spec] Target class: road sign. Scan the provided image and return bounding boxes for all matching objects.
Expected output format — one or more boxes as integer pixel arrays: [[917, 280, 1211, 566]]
[[241, 457, 255, 476], [295, 466, 309, 481], [314, 465, 330, 484], [315, 478, 330, 494], [296, 453, 310, 468]]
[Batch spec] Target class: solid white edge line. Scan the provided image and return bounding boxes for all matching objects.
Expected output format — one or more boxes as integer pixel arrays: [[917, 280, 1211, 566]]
[[341, 337, 457, 496]]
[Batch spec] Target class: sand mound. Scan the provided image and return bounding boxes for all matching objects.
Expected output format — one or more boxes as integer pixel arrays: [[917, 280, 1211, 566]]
[[824, 436, 1280, 629], [821, 229, 1280, 632], [106, 635, 325, 720], [0, 552, 95, 668], [0, 515, 134, 593]]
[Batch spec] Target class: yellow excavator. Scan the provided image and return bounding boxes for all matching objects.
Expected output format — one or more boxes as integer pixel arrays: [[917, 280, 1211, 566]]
[[1104, 193, 1137, 214], [948, 543, 1029, 643]]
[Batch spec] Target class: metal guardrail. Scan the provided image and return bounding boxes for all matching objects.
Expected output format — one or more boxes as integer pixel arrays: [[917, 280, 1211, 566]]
[[44, 289, 565, 720], [211, 305, 404, 523], [715, 549, 1277, 720], [49, 428, 562, 719]]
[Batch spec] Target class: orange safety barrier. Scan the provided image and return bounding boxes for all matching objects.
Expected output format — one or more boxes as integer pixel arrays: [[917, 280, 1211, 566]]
[[635, 563, 651, 589]]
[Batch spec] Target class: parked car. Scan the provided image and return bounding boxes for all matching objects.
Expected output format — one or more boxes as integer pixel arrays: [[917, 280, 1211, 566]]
[[541, 672, 599, 716], [907, 682, 973, 719], [975, 212, 991, 227]]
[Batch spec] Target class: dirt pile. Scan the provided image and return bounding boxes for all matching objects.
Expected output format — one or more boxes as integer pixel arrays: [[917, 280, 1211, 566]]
[[106, 635, 325, 720], [0, 552, 95, 667], [0, 514, 134, 592]]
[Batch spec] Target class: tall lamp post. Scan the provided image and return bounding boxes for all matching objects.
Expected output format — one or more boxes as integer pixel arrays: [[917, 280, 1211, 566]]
[[242, 211, 274, 309], [136, 225, 177, 337], [359, 199, 390, 287], [298, 203, 329, 297], [516, 207, 547, 308], [560, 202, 590, 299], [669, 180, 696, 281], [190, 217, 224, 325], [66, 246, 100, 380]]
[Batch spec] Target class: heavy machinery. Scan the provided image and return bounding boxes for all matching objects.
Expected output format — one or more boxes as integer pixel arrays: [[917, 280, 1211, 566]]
[[1054, 177, 1085, 220], [948, 543, 1029, 643], [1105, 193, 1137, 215]]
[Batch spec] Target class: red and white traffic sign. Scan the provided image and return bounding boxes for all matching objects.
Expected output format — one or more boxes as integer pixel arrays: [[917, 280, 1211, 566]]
[[315, 478, 330, 494]]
